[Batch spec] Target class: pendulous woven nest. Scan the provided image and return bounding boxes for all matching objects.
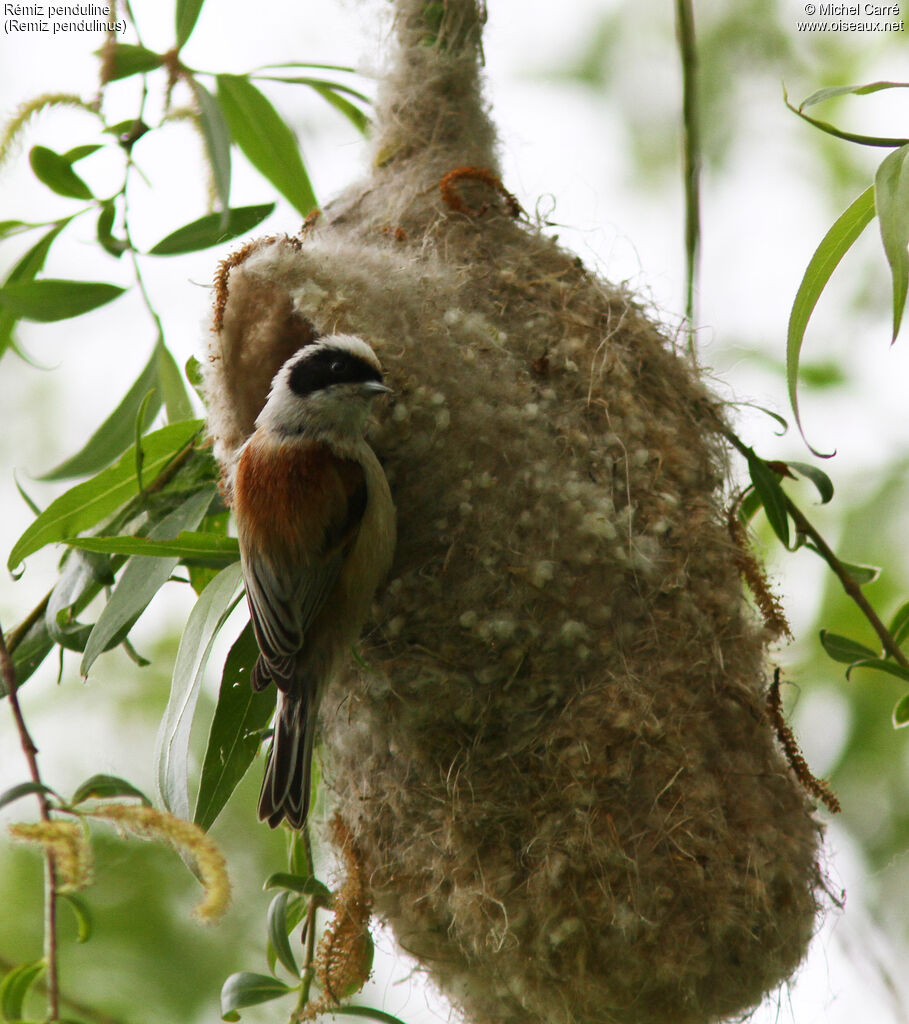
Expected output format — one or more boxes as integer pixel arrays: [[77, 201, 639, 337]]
[[204, 2, 827, 1022]]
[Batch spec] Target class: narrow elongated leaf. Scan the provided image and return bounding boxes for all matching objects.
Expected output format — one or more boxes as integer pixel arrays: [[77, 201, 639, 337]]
[[0, 781, 60, 812], [889, 600, 909, 646], [846, 657, 909, 682], [29, 145, 93, 199], [194, 623, 275, 830], [157, 339, 195, 421], [253, 74, 371, 104], [96, 200, 129, 258], [189, 79, 232, 214], [101, 43, 163, 81], [176, 0, 206, 47], [874, 144, 909, 341], [785, 88, 909, 147], [746, 455, 790, 548], [893, 693, 909, 728], [801, 81, 909, 108], [148, 204, 275, 255], [307, 83, 370, 135], [787, 186, 875, 453], [0, 279, 125, 322], [267, 892, 299, 975], [819, 629, 878, 664], [253, 61, 360, 74], [0, 222, 67, 356], [220, 972, 292, 1017], [8, 619, 55, 691], [80, 488, 215, 675], [58, 893, 93, 943], [155, 562, 244, 818], [264, 872, 333, 906], [70, 773, 152, 805], [68, 531, 239, 565], [216, 74, 317, 216], [335, 1006, 411, 1024], [63, 144, 102, 163], [8, 419, 203, 571], [40, 346, 161, 480], [0, 960, 46, 1021], [46, 548, 113, 651], [787, 461, 834, 504]]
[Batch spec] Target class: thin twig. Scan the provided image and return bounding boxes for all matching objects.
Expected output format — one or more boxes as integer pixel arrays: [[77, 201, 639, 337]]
[[0, 622, 59, 1021], [716, 420, 909, 669], [675, 0, 701, 359], [784, 497, 909, 669]]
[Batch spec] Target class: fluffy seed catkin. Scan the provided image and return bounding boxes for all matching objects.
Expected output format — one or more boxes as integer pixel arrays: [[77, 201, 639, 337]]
[[204, 2, 825, 1021]]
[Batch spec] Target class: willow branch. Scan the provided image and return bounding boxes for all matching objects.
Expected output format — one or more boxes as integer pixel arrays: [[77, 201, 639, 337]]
[[0, 622, 59, 1020]]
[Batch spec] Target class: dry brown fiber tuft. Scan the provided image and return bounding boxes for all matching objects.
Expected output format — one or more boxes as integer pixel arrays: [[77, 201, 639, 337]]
[[204, 1, 826, 1021]]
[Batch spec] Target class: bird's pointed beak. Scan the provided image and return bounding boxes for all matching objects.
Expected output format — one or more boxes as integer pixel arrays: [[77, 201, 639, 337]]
[[361, 380, 392, 396]]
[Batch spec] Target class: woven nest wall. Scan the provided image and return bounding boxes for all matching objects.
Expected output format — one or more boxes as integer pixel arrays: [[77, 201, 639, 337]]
[[204, 2, 825, 1022]]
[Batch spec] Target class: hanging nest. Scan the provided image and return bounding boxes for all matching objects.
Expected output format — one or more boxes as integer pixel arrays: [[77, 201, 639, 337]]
[[204, 2, 827, 1022]]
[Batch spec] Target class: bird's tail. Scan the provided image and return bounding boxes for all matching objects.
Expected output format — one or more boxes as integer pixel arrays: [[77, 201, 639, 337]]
[[258, 692, 317, 829]]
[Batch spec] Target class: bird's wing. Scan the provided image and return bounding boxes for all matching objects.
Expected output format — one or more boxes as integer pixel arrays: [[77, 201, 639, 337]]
[[239, 445, 368, 694]]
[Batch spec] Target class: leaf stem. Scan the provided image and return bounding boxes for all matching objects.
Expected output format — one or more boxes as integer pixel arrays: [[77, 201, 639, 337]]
[[0, 622, 60, 1021], [782, 497, 909, 668]]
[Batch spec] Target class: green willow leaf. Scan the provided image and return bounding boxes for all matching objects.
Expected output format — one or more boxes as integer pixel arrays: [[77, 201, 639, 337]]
[[216, 74, 317, 217], [59, 892, 93, 943], [62, 144, 102, 163], [7, 419, 203, 571], [189, 78, 232, 215], [307, 83, 371, 135], [819, 629, 878, 664], [195, 623, 275, 830], [0, 222, 68, 356], [746, 455, 790, 548], [70, 773, 152, 805], [96, 200, 129, 258], [148, 203, 275, 255], [893, 692, 909, 728], [0, 781, 61, 812], [787, 461, 834, 504], [68, 530, 239, 565], [335, 1006, 412, 1024], [40, 346, 162, 480], [100, 43, 163, 81], [176, 0, 206, 47], [264, 872, 333, 906], [0, 278, 126, 322], [889, 600, 909, 646], [846, 657, 909, 683], [785, 87, 909, 148], [29, 145, 93, 199], [80, 488, 215, 675], [220, 972, 292, 1017], [787, 186, 875, 454], [157, 339, 195, 422], [0, 960, 46, 1022], [874, 144, 909, 341], [155, 562, 244, 818], [267, 892, 299, 976], [801, 81, 909, 108]]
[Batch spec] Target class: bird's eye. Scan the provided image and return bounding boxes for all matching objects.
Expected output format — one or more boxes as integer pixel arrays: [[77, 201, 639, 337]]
[[330, 360, 344, 374]]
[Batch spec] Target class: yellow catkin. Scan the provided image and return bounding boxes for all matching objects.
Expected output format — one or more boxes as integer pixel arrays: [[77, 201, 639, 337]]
[[0, 94, 97, 168], [90, 804, 231, 922], [9, 820, 93, 892]]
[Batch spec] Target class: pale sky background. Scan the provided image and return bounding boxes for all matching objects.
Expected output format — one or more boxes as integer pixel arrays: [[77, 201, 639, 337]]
[[2, 2, 909, 1022]]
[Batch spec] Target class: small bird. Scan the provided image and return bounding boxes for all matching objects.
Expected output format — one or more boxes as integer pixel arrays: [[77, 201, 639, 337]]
[[233, 335, 396, 828]]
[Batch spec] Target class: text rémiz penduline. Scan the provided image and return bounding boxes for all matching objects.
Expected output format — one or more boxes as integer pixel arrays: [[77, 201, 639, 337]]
[[4, 4, 112, 13]]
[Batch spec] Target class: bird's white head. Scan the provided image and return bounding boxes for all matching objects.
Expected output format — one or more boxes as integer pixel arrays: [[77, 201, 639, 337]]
[[255, 335, 389, 443]]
